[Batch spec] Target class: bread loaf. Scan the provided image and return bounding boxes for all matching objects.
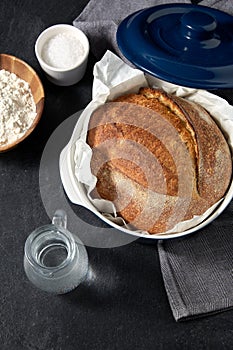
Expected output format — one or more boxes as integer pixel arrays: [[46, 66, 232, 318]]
[[87, 88, 232, 234]]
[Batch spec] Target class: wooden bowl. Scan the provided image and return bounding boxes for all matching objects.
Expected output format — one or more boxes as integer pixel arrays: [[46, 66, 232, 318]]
[[0, 54, 45, 152]]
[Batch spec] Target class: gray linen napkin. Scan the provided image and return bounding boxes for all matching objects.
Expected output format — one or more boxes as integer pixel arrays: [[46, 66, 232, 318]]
[[200, 0, 233, 15], [73, 0, 233, 321], [158, 205, 233, 321]]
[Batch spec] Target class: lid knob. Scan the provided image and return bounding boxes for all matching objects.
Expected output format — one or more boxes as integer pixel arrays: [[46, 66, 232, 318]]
[[180, 11, 217, 40]]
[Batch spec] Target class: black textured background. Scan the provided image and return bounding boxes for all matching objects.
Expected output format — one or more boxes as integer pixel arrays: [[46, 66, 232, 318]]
[[0, 1, 232, 349]]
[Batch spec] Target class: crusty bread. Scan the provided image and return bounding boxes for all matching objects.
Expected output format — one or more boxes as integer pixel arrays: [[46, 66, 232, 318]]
[[87, 88, 232, 234]]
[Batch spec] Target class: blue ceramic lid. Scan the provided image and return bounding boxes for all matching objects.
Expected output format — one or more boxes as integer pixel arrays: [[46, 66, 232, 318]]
[[116, 4, 233, 89]]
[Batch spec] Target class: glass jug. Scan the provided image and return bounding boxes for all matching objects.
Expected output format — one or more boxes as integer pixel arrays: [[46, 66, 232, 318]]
[[24, 210, 88, 294]]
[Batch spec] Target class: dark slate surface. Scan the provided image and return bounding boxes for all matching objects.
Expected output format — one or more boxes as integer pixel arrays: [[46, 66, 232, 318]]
[[0, 1, 232, 349]]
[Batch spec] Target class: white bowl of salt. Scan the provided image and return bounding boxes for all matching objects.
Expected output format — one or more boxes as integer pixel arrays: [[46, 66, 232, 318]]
[[35, 24, 89, 86]]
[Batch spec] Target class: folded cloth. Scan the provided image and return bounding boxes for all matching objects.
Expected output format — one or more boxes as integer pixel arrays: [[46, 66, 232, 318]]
[[73, 0, 191, 59], [158, 201, 233, 321], [200, 0, 233, 15], [73, 0, 233, 321]]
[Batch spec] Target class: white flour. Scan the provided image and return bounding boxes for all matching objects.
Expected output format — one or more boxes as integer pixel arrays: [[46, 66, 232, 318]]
[[0, 69, 37, 146]]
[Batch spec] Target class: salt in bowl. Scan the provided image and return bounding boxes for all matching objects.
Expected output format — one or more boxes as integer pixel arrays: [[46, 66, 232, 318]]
[[35, 24, 89, 86]]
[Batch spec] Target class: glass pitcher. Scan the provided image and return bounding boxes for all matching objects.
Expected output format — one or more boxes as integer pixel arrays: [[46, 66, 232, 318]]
[[24, 210, 88, 294]]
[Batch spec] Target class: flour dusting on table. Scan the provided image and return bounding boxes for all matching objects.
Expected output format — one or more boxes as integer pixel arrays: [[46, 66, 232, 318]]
[[0, 69, 37, 146]]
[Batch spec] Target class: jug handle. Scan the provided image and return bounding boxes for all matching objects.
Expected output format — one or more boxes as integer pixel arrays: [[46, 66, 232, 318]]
[[52, 209, 67, 229]]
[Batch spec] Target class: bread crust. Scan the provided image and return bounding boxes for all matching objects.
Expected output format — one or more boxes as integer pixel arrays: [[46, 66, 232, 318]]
[[87, 88, 232, 234]]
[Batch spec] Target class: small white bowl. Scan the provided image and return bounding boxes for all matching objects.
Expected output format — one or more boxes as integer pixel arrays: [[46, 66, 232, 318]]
[[35, 24, 89, 86]]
